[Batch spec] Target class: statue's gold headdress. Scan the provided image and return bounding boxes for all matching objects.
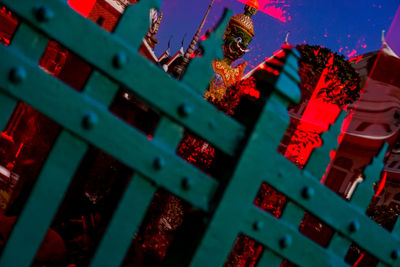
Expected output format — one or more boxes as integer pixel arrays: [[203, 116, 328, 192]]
[[227, 0, 259, 38]]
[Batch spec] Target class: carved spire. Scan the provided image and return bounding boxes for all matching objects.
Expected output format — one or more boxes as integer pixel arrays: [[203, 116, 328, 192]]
[[284, 32, 290, 44], [173, 0, 215, 79]]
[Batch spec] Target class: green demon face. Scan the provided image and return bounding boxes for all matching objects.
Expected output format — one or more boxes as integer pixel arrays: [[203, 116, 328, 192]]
[[223, 26, 252, 63]]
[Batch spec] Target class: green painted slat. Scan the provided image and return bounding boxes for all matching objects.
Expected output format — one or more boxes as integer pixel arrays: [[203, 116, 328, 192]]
[[392, 217, 400, 237], [285, 48, 301, 73], [243, 206, 348, 267], [328, 233, 351, 258], [274, 52, 301, 103], [0, 21, 49, 131], [376, 263, 389, 267], [2, 0, 245, 156], [0, 131, 87, 267], [350, 143, 387, 211], [90, 173, 156, 267], [257, 249, 283, 267], [191, 85, 398, 265], [280, 202, 304, 228], [153, 116, 184, 151], [83, 71, 119, 107], [190, 224, 240, 267], [255, 155, 399, 265], [181, 9, 230, 95], [113, 0, 160, 48], [0, 93, 17, 131], [10, 22, 49, 62], [0, 44, 217, 211], [305, 111, 346, 179], [191, 91, 295, 267], [235, 95, 399, 265]]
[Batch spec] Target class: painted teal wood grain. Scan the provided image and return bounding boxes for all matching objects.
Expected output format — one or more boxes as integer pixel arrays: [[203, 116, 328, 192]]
[[90, 173, 156, 267], [83, 71, 119, 107], [280, 201, 305, 228], [257, 249, 283, 267], [243, 206, 348, 266], [10, 23, 49, 62], [274, 52, 301, 103], [0, 131, 87, 267], [328, 233, 352, 258], [2, 0, 245, 156], [0, 43, 217, 211], [153, 116, 184, 151], [305, 111, 346, 180], [0, 93, 17, 131], [351, 143, 387, 211]]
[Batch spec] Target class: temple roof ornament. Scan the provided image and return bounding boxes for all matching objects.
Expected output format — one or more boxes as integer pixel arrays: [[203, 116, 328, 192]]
[[173, 0, 216, 78]]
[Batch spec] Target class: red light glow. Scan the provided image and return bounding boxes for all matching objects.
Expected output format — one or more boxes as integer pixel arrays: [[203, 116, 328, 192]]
[[68, 0, 96, 17], [284, 61, 341, 167], [0, 4, 19, 46], [237, 0, 290, 22], [374, 172, 387, 198]]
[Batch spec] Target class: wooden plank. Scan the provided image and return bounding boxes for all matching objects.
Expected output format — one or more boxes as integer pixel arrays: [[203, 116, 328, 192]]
[[0, 21, 49, 131], [11, 22, 49, 62], [192, 91, 399, 265], [83, 70, 119, 107], [280, 202, 304, 228], [0, 44, 217, 211], [0, 131, 87, 267], [350, 143, 387, 210], [190, 92, 293, 267], [242, 206, 348, 267], [306, 111, 346, 180], [2, 0, 245, 156], [257, 249, 283, 267], [328, 233, 352, 259], [153, 116, 184, 151], [90, 173, 156, 267]]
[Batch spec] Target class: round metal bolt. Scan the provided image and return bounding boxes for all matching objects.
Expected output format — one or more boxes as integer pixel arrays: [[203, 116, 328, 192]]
[[253, 220, 264, 231], [349, 220, 360, 233], [113, 52, 128, 69], [181, 177, 193, 190], [9, 67, 26, 84], [153, 157, 165, 170], [178, 103, 193, 117], [279, 235, 292, 249], [301, 186, 314, 199], [82, 112, 98, 129], [277, 171, 284, 178], [34, 6, 54, 22], [391, 249, 400, 260]]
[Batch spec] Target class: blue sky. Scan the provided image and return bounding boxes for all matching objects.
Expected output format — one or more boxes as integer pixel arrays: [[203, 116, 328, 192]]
[[153, 0, 399, 71]]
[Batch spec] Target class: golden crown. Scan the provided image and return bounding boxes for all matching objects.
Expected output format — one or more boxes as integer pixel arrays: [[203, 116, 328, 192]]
[[228, 0, 258, 37]]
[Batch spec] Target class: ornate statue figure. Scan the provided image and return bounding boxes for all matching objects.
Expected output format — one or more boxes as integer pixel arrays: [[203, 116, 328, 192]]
[[126, 2, 260, 266], [178, 0, 258, 170], [204, 1, 257, 104]]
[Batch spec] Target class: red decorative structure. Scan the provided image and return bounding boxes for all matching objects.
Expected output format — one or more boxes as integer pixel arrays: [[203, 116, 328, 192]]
[[0, 4, 18, 46]]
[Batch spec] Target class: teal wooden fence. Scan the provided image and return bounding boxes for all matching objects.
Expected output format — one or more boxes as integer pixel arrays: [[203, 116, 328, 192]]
[[0, 0, 398, 266]]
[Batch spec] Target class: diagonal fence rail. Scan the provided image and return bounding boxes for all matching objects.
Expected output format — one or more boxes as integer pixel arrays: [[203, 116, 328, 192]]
[[0, 1, 398, 266]]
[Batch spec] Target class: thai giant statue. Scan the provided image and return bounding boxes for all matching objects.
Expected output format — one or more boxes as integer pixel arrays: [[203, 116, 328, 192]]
[[177, 1, 259, 170], [124, 2, 261, 266], [204, 1, 257, 108]]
